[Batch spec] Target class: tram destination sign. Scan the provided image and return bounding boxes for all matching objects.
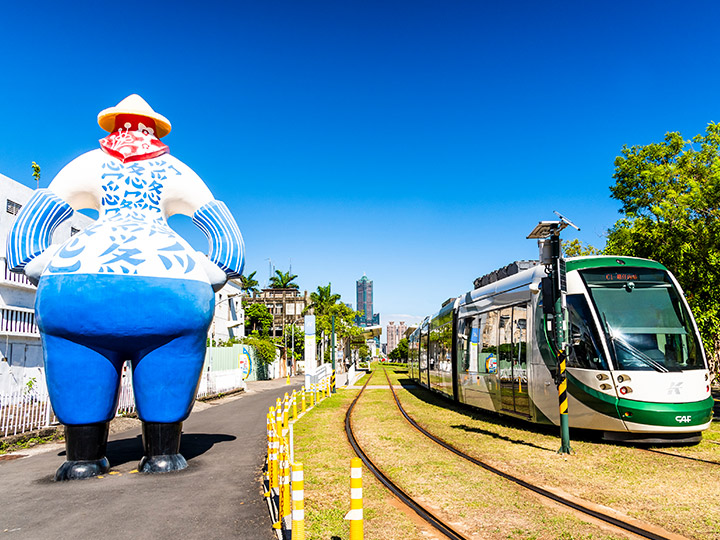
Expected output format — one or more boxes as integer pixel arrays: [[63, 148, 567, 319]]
[[582, 268, 666, 284]]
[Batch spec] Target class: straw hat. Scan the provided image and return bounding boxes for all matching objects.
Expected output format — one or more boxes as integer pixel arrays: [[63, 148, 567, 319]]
[[97, 94, 172, 138]]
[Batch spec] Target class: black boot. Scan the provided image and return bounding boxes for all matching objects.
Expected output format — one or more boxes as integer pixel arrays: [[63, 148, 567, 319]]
[[54, 423, 110, 481], [138, 421, 187, 473]]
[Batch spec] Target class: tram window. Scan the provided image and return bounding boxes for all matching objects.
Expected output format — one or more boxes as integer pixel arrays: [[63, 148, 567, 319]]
[[456, 318, 470, 373], [582, 268, 704, 371], [481, 311, 499, 374], [566, 294, 607, 370], [498, 307, 513, 381], [430, 321, 452, 373], [512, 306, 528, 366]]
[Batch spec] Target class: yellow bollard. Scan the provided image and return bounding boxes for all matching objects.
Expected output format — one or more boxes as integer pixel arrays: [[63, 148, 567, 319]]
[[275, 403, 283, 437], [292, 390, 298, 421], [310, 384, 315, 407], [268, 427, 279, 491], [283, 392, 289, 430], [301, 386, 306, 412], [280, 443, 291, 524], [345, 457, 363, 539], [291, 462, 305, 540]]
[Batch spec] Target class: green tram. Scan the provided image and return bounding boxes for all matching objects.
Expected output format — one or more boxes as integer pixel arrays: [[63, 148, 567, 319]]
[[408, 256, 714, 443]]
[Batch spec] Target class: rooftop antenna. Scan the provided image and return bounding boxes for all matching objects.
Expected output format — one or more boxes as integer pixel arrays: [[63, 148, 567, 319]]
[[266, 258, 273, 287], [553, 211, 580, 233]]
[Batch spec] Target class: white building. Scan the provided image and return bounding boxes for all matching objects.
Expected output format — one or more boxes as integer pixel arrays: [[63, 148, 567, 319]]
[[0, 173, 94, 395], [210, 279, 244, 345], [386, 321, 407, 354]]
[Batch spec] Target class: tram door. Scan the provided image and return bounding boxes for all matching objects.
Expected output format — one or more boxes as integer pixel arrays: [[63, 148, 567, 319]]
[[498, 305, 530, 416]]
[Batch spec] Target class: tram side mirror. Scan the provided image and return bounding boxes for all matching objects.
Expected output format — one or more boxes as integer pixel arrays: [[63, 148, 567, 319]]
[[541, 277, 555, 315], [571, 327, 582, 346]]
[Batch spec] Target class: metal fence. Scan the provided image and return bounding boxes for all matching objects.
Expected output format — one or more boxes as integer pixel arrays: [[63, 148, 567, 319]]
[[1, 348, 255, 438]]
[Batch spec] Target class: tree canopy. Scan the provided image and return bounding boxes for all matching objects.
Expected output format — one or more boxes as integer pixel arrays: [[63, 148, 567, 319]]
[[307, 283, 341, 315], [388, 338, 409, 361], [240, 270, 260, 295], [604, 125, 720, 371], [244, 302, 273, 336], [269, 269, 299, 289]]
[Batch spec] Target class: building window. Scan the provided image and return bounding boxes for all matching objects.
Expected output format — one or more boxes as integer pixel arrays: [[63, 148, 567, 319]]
[[70, 227, 79, 236], [6, 200, 21, 215]]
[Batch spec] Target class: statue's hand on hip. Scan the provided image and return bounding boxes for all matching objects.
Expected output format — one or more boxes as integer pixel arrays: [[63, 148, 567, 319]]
[[196, 252, 228, 292], [24, 244, 61, 286]]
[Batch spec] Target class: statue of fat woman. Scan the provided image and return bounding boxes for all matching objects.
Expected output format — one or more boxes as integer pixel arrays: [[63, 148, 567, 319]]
[[6, 94, 244, 480]]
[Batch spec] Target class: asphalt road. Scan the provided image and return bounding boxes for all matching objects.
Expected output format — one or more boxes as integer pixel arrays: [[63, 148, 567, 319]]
[[1, 376, 304, 539]]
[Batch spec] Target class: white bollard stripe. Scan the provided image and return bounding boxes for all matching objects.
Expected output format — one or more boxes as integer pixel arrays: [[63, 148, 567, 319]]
[[293, 509, 305, 521], [351, 488, 362, 499], [292, 490, 304, 501], [292, 470, 304, 482], [351, 468, 362, 479], [344, 509, 363, 521]]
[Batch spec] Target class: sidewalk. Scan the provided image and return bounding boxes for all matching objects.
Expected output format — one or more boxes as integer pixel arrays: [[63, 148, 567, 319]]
[[0, 376, 304, 540]]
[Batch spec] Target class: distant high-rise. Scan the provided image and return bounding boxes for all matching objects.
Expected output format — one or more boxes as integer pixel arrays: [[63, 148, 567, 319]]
[[387, 321, 407, 353], [355, 274, 379, 327]]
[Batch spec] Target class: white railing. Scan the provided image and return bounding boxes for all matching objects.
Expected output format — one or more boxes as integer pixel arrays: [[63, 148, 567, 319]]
[[1, 307, 40, 336], [1, 258, 35, 288], [0, 385, 54, 438], [2, 362, 249, 437]]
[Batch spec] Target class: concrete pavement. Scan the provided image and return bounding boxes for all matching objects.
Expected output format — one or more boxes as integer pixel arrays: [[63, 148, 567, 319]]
[[0, 376, 305, 539]]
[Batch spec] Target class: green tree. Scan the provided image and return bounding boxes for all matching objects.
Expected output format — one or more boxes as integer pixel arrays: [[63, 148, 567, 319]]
[[244, 302, 273, 335], [388, 338, 409, 361], [269, 269, 299, 289], [283, 323, 305, 362], [31, 162, 41, 189], [243, 335, 278, 365], [306, 283, 341, 315], [313, 302, 363, 364], [604, 125, 720, 374], [240, 270, 260, 295], [562, 238, 600, 258]]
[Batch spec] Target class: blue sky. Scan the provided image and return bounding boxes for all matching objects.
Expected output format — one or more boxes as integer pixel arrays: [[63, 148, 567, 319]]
[[2, 1, 720, 339]]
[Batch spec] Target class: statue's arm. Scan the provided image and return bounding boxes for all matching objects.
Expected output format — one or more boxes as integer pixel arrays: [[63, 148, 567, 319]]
[[5, 190, 73, 272], [6, 150, 102, 279], [163, 156, 245, 281]]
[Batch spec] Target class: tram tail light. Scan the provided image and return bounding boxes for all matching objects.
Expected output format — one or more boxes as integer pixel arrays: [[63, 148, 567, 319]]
[[599, 383, 611, 390], [619, 386, 632, 395], [596, 374, 608, 381], [617, 375, 631, 383]]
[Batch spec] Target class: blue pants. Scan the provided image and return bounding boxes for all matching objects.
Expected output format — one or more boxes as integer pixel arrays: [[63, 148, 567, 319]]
[[36, 274, 214, 425]]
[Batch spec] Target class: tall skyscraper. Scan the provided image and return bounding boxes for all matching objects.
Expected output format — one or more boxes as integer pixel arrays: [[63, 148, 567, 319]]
[[355, 274, 379, 327], [386, 321, 407, 353]]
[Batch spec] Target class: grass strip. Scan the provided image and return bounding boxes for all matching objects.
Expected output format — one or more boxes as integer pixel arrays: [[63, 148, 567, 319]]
[[353, 384, 626, 539], [292, 386, 424, 539], [388, 366, 720, 539]]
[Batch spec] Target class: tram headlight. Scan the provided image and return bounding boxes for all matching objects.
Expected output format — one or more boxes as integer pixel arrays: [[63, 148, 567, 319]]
[[617, 374, 631, 383], [619, 386, 632, 395]]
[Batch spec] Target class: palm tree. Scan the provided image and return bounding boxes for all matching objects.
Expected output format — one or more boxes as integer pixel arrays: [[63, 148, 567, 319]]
[[269, 269, 299, 289], [240, 271, 260, 295], [307, 283, 341, 316]]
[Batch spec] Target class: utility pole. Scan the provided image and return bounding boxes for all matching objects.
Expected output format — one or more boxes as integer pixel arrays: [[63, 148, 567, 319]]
[[527, 212, 579, 455], [331, 314, 336, 393]]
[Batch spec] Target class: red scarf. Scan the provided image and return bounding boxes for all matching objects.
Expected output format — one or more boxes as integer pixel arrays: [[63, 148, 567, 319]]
[[99, 115, 169, 163]]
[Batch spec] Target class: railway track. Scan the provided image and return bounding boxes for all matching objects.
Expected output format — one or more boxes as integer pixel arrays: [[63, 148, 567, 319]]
[[345, 370, 470, 540], [344, 366, 688, 540]]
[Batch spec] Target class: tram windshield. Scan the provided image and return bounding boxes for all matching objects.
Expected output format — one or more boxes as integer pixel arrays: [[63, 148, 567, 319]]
[[581, 268, 704, 372]]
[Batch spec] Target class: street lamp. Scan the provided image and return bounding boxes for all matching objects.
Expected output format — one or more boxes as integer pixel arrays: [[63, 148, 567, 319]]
[[527, 211, 579, 455]]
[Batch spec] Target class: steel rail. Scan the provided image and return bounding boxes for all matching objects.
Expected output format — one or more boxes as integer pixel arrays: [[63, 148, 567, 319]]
[[383, 368, 680, 540], [345, 370, 470, 540]]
